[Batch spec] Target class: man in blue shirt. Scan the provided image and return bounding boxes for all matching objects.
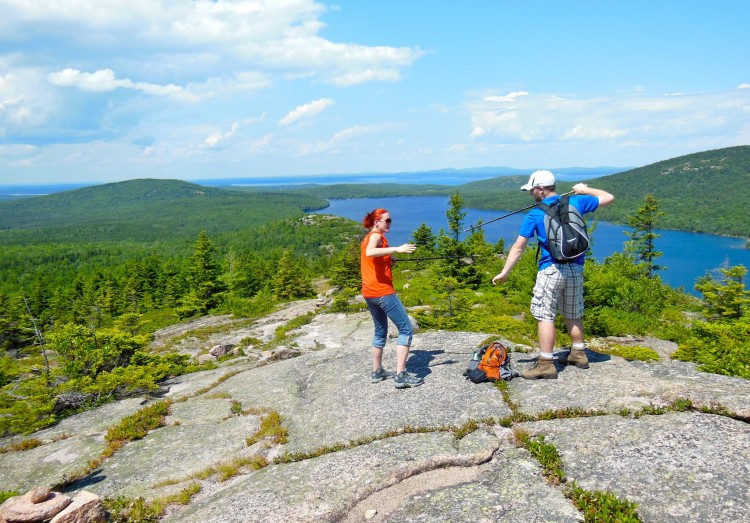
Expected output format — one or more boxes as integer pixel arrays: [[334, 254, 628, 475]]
[[492, 170, 615, 379]]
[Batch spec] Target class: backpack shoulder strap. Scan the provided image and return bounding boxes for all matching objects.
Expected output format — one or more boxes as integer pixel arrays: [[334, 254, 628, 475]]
[[535, 200, 557, 262]]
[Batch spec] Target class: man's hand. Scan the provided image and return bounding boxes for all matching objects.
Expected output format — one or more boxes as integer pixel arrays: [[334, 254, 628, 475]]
[[492, 273, 508, 285], [572, 183, 589, 194]]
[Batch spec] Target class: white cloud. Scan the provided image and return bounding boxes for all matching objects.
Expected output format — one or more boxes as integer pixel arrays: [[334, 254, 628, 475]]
[[205, 122, 239, 148], [329, 124, 380, 143], [204, 113, 266, 148], [739, 83, 750, 89], [48, 68, 199, 101], [297, 123, 386, 155], [1, 0, 424, 181], [330, 68, 401, 87], [279, 98, 335, 126], [4, 1, 421, 87], [0, 67, 60, 133], [483, 91, 529, 103], [467, 89, 750, 145]]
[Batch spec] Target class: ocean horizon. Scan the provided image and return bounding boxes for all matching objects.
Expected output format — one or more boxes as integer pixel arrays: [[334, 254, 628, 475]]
[[0, 167, 619, 198]]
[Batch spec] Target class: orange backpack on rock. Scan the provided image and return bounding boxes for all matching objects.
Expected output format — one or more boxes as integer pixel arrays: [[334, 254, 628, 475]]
[[464, 341, 519, 383]]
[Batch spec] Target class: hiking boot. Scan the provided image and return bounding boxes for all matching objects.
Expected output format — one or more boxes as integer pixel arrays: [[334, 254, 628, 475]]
[[520, 357, 558, 380], [371, 367, 396, 383], [394, 371, 424, 389], [559, 348, 590, 369]]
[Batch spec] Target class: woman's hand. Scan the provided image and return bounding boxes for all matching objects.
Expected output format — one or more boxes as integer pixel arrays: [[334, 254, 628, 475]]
[[396, 243, 416, 254]]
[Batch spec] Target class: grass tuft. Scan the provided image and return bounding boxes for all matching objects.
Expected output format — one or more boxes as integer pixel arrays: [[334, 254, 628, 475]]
[[566, 482, 642, 522], [452, 419, 479, 439], [105, 400, 172, 456], [246, 411, 288, 447], [0, 438, 43, 453], [515, 431, 566, 485], [103, 496, 161, 523]]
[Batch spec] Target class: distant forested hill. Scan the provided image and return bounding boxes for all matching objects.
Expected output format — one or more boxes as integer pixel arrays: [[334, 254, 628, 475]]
[[0, 178, 329, 245], [0, 178, 361, 298], [231, 182, 454, 199], [447, 146, 750, 239], [583, 146, 750, 236]]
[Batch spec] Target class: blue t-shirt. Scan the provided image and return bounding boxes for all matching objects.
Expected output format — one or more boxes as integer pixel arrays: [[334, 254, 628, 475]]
[[519, 194, 600, 270]]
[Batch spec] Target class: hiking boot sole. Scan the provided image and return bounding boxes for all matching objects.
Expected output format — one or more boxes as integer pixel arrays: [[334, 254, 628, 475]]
[[521, 373, 558, 380], [395, 380, 424, 389], [559, 351, 590, 369]]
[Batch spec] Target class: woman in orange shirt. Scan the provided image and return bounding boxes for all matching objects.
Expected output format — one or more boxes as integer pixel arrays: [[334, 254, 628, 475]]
[[361, 208, 423, 389]]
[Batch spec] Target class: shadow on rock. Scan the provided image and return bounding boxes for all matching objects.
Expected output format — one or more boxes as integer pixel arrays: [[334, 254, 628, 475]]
[[65, 469, 107, 491], [407, 349, 443, 378]]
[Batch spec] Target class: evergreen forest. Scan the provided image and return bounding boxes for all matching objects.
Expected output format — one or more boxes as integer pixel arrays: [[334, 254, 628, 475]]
[[1, 147, 748, 441]]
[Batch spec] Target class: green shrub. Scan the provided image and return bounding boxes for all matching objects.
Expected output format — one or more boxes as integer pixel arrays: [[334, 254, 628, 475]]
[[47, 324, 147, 380], [673, 319, 750, 379], [585, 308, 652, 337], [650, 308, 695, 343], [599, 345, 660, 362], [0, 355, 20, 388], [223, 293, 277, 318], [329, 288, 363, 313], [0, 375, 56, 436]]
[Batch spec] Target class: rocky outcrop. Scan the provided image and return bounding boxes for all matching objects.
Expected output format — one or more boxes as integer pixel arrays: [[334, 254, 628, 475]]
[[1, 298, 748, 522], [0, 487, 103, 523]]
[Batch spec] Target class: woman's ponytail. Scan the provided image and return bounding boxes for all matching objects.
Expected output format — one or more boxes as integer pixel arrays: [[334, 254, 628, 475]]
[[362, 208, 388, 229]]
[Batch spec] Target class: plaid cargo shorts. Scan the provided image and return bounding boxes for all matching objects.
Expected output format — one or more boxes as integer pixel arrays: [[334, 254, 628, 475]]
[[530, 263, 584, 322]]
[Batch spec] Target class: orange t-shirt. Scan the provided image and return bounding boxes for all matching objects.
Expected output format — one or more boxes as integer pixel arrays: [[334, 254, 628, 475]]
[[360, 231, 395, 298]]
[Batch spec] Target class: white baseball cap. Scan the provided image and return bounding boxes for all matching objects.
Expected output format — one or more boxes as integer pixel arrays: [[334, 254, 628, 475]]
[[520, 170, 556, 191]]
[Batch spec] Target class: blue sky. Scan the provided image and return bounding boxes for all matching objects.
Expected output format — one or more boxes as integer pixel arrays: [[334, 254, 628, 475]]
[[1, 0, 748, 184]]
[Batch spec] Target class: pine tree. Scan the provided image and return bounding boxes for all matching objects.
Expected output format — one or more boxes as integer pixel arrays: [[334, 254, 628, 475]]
[[446, 192, 466, 242], [0, 293, 29, 354], [624, 195, 665, 278], [329, 239, 361, 290], [232, 251, 272, 298], [695, 264, 749, 320], [411, 223, 437, 253], [178, 231, 225, 318], [273, 251, 314, 300]]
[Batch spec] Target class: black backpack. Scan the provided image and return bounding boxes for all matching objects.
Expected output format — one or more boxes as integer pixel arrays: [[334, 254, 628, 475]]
[[537, 195, 589, 262]]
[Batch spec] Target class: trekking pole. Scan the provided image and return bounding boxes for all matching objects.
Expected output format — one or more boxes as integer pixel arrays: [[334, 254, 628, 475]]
[[464, 190, 574, 233], [393, 254, 484, 264]]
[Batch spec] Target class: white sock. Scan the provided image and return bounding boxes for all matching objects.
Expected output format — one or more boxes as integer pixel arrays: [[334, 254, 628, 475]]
[[540, 352, 554, 359], [572, 343, 585, 351]]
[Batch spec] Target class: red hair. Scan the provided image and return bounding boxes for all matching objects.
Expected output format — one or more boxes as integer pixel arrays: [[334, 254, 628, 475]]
[[362, 208, 388, 229]]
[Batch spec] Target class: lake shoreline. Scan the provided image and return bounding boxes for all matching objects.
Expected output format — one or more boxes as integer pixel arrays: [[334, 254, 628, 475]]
[[316, 198, 750, 245]]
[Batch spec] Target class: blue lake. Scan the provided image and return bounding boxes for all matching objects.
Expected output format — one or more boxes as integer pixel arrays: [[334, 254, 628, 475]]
[[314, 196, 750, 296]]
